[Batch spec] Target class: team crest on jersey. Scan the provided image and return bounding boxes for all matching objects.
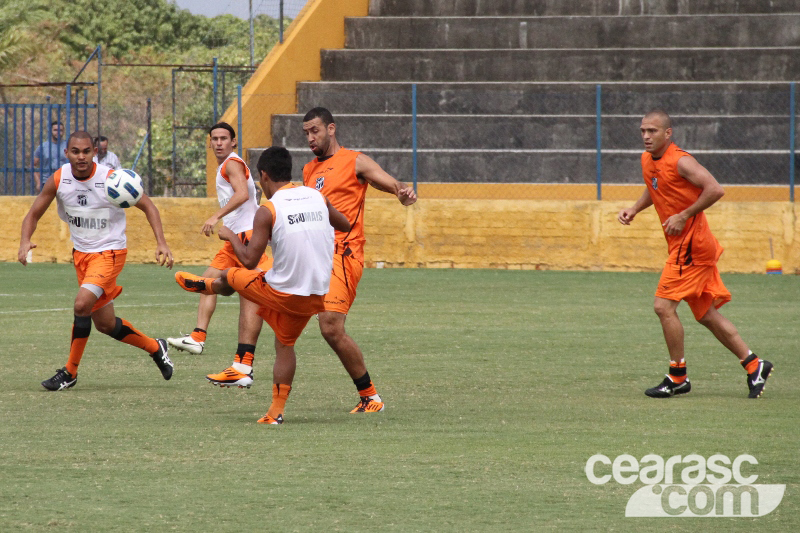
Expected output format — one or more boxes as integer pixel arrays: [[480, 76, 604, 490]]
[[651, 176, 658, 190], [78, 194, 88, 206], [315, 176, 324, 190]]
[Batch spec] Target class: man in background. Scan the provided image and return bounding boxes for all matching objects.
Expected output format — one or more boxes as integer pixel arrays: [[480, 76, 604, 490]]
[[94, 136, 121, 170], [33, 121, 68, 192]]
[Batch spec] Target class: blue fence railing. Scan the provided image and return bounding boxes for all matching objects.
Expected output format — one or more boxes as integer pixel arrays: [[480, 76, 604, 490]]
[[2, 95, 94, 195]]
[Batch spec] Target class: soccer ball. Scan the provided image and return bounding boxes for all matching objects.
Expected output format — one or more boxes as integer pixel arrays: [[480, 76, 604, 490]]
[[106, 169, 144, 208]]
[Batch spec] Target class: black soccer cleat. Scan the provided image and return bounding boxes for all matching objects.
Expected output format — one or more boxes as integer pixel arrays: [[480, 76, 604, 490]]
[[645, 376, 691, 398], [747, 359, 773, 399], [150, 338, 174, 380], [41, 367, 77, 391]]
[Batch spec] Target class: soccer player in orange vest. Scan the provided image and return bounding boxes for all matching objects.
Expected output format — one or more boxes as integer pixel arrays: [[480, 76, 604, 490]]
[[18, 131, 175, 390], [618, 110, 773, 399], [303, 107, 417, 412]]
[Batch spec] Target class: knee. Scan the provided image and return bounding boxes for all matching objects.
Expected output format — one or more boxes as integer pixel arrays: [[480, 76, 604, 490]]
[[653, 301, 675, 320], [319, 319, 343, 343], [73, 300, 93, 316]]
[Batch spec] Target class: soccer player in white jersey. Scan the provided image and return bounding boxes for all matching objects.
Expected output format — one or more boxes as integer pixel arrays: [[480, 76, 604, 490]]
[[174, 146, 351, 424], [18, 131, 175, 390], [167, 123, 272, 381]]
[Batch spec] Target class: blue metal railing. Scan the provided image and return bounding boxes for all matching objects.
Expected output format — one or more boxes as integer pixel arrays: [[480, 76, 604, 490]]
[[2, 95, 95, 195]]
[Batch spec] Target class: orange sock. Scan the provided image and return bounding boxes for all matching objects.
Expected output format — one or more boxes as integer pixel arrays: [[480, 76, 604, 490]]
[[358, 384, 378, 397], [233, 344, 256, 367], [190, 329, 207, 343], [267, 384, 291, 418], [353, 371, 378, 398], [741, 353, 759, 374], [109, 318, 159, 354], [65, 315, 92, 376], [668, 360, 687, 384]]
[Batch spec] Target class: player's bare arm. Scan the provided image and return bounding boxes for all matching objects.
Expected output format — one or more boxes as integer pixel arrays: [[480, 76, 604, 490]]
[[661, 156, 725, 236], [202, 160, 250, 236], [219, 206, 272, 269], [18, 175, 58, 265], [326, 198, 351, 232], [617, 188, 653, 225], [355, 153, 417, 206], [134, 194, 174, 268]]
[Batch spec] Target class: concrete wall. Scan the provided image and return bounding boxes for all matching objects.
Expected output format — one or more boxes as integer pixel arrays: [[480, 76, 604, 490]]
[[3, 197, 797, 274]]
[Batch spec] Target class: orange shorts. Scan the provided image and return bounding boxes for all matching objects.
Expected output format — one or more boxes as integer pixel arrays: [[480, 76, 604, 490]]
[[73, 248, 127, 312], [210, 229, 273, 271], [655, 262, 732, 320], [226, 267, 324, 346], [323, 252, 363, 314]]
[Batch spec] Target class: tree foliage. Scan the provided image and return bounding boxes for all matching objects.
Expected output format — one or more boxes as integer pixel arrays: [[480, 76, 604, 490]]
[[2, 0, 289, 195]]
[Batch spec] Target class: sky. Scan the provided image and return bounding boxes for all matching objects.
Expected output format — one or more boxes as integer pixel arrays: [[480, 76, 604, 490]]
[[171, 0, 305, 20]]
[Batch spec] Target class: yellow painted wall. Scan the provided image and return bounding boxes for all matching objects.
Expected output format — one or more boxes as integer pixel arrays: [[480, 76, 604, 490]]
[[206, 0, 371, 194], [3, 196, 797, 274]]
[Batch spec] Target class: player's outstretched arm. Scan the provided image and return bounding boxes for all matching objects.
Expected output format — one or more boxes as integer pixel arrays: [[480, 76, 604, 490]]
[[202, 160, 250, 236], [618, 188, 653, 225], [134, 194, 174, 268], [326, 198, 351, 232], [355, 153, 417, 206], [18, 175, 57, 265], [218, 206, 272, 269]]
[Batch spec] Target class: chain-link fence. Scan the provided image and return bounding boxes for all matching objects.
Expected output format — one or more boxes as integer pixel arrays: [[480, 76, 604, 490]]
[[242, 82, 798, 202]]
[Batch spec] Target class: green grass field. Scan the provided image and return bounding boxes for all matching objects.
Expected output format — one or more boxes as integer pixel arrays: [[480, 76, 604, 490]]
[[0, 263, 797, 532]]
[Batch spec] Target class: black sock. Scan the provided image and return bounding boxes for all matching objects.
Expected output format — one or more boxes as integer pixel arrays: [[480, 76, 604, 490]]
[[353, 371, 372, 391]]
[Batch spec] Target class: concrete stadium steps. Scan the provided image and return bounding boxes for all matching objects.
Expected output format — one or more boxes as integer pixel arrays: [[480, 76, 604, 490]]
[[346, 15, 800, 50], [320, 48, 800, 82], [296, 82, 794, 116], [248, 147, 790, 186], [370, 0, 800, 17], [271, 114, 796, 151]]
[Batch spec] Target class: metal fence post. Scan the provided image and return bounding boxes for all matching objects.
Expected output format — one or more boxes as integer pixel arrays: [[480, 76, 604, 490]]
[[97, 45, 102, 140], [280, 0, 284, 43], [595, 84, 602, 201], [147, 98, 153, 195], [213, 57, 219, 123], [65, 84, 71, 138], [237, 85, 243, 160], [412, 83, 418, 194], [790, 81, 796, 203]]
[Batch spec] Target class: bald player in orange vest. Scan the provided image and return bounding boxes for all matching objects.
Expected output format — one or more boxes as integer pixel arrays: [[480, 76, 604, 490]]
[[618, 109, 773, 399]]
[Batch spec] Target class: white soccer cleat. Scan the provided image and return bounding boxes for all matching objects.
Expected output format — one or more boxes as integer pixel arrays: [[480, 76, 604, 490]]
[[167, 334, 205, 355]]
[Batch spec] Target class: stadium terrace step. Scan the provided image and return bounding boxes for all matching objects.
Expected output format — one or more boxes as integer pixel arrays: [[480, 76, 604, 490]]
[[249, 147, 791, 186], [320, 48, 800, 83], [370, 0, 800, 17], [347, 14, 800, 50], [296, 82, 795, 116], [271, 114, 797, 152]]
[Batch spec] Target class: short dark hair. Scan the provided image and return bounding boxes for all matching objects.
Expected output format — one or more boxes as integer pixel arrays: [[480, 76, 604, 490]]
[[208, 122, 236, 139], [51, 120, 61, 127], [67, 130, 94, 148], [302, 107, 334, 126], [95, 135, 108, 143], [257, 146, 292, 182], [644, 109, 672, 129]]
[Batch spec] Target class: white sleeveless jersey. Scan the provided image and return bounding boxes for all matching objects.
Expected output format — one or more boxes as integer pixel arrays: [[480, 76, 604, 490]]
[[215, 152, 259, 234], [264, 185, 334, 296], [55, 162, 127, 253]]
